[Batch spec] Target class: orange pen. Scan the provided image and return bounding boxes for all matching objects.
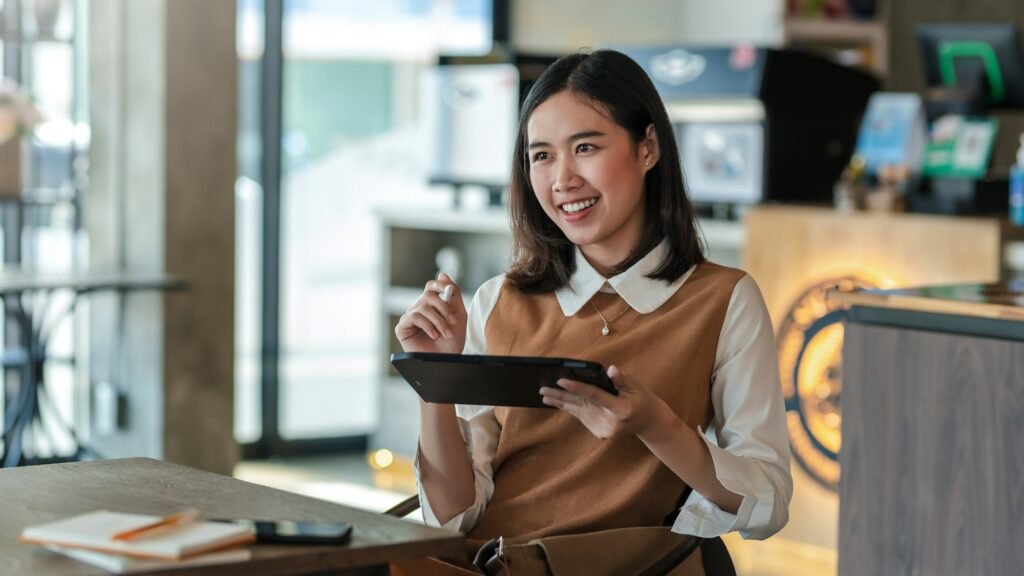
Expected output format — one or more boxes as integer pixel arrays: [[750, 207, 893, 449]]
[[110, 509, 201, 542]]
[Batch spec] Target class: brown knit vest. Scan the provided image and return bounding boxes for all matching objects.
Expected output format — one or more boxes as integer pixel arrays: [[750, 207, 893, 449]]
[[467, 262, 746, 545]]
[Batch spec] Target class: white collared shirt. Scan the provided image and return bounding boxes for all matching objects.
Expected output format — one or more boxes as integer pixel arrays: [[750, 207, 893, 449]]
[[416, 243, 793, 540]]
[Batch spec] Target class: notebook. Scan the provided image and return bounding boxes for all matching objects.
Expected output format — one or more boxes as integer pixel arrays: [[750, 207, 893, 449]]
[[45, 544, 252, 574], [19, 510, 256, 561]]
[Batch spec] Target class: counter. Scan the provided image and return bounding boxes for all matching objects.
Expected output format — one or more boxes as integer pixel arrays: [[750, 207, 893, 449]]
[[830, 283, 1024, 575]]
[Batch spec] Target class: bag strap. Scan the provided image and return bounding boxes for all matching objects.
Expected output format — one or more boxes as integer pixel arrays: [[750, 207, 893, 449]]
[[662, 486, 693, 527], [472, 537, 503, 575]]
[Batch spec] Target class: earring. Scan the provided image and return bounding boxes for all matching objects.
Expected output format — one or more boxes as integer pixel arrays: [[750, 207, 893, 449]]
[[644, 160, 650, 167]]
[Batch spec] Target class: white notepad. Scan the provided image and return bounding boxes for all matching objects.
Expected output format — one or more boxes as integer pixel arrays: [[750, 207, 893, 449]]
[[20, 510, 255, 560], [45, 544, 252, 574]]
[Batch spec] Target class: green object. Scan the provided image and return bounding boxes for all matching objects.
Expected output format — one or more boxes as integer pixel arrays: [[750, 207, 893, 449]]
[[922, 116, 998, 180], [938, 41, 1005, 103]]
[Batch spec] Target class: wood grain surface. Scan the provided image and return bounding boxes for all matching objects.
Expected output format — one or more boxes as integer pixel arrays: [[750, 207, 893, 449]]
[[839, 322, 1024, 575], [0, 458, 463, 575], [830, 283, 1024, 322]]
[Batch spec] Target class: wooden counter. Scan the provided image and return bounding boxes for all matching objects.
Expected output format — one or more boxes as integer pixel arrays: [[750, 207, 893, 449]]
[[835, 284, 1024, 575], [830, 282, 1024, 321]]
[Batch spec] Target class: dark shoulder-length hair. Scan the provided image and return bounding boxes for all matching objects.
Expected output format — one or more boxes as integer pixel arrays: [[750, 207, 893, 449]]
[[505, 49, 706, 293]]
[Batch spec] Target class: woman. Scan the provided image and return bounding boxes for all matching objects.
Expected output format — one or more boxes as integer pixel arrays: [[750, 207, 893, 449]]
[[395, 50, 792, 575]]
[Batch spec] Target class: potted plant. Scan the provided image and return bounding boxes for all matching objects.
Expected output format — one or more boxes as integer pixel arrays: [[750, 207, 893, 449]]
[[0, 79, 44, 197]]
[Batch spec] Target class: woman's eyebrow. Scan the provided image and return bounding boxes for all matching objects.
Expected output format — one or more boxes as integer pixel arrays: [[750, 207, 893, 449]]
[[528, 130, 607, 149], [568, 130, 606, 142]]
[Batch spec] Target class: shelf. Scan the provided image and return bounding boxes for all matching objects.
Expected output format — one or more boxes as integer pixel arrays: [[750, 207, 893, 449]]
[[377, 206, 510, 234], [784, 18, 885, 44], [699, 218, 745, 250], [783, 16, 888, 78], [0, 33, 74, 45], [16, 187, 77, 206]]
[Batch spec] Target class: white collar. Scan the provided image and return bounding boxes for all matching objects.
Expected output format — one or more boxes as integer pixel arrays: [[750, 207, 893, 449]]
[[554, 241, 695, 317]]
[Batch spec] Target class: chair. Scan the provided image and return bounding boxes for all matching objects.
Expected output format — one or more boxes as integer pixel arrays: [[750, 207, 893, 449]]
[[384, 495, 736, 576]]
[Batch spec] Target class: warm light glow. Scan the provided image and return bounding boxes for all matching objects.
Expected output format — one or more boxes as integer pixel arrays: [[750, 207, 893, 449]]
[[369, 449, 394, 470], [796, 322, 844, 455]]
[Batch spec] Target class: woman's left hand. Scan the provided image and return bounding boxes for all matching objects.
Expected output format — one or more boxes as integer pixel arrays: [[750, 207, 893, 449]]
[[539, 365, 666, 439]]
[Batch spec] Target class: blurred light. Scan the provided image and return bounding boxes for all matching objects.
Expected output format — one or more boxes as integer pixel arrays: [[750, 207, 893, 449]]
[[34, 118, 90, 148], [369, 448, 394, 470]]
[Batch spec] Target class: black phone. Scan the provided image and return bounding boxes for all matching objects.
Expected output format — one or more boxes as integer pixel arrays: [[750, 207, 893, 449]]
[[216, 519, 352, 545]]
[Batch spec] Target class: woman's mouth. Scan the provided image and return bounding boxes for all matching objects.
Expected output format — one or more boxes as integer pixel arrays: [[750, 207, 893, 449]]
[[559, 197, 599, 221]]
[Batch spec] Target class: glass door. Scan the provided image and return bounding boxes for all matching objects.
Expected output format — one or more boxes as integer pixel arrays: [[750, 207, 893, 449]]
[[236, 0, 495, 456]]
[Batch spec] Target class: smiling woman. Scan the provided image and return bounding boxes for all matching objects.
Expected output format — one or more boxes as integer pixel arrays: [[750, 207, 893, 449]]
[[393, 50, 792, 576]]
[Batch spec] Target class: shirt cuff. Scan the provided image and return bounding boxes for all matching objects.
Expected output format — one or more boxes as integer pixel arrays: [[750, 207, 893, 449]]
[[671, 427, 777, 539]]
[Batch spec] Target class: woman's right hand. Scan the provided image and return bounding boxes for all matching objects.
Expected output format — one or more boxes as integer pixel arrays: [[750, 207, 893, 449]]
[[395, 272, 468, 355]]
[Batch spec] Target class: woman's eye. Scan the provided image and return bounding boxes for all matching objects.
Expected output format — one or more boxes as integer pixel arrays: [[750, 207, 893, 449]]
[[576, 143, 594, 154], [532, 151, 549, 162]]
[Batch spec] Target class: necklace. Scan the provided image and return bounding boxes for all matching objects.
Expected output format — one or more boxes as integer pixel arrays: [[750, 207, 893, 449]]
[[589, 299, 632, 336]]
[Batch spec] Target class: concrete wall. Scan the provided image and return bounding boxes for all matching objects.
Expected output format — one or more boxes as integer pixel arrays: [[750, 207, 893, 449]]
[[87, 0, 237, 474]]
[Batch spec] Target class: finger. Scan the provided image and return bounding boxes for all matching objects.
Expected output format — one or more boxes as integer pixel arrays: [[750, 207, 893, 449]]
[[606, 365, 630, 392], [432, 272, 454, 304], [440, 284, 454, 303], [422, 290, 459, 325], [425, 279, 465, 322], [557, 378, 615, 407], [541, 395, 566, 409], [540, 390, 582, 416], [438, 276, 466, 316], [412, 305, 453, 339], [539, 385, 584, 407], [399, 313, 441, 340], [424, 279, 451, 297]]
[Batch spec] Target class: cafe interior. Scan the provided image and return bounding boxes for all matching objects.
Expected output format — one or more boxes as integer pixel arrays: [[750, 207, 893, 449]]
[[0, 0, 1021, 574]]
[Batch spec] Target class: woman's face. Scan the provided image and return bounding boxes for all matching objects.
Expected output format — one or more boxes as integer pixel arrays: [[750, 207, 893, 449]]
[[526, 90, 655, 273]]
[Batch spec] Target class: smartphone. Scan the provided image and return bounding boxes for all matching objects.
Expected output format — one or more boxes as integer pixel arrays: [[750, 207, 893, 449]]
[[216, 519, 352, 545]]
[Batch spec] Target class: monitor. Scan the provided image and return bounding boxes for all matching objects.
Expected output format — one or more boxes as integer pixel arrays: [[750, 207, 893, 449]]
[[916, 23, 1024, 110]]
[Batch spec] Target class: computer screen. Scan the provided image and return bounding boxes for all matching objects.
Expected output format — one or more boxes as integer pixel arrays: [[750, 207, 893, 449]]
[[916, 23, 1024, 109]]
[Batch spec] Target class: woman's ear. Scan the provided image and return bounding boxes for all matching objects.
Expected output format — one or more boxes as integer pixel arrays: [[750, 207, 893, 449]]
[[641, 124, 660, 169]]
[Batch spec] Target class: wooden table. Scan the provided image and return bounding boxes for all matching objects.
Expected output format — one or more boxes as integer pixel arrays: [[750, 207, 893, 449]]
[[0, 458, 464, 575]]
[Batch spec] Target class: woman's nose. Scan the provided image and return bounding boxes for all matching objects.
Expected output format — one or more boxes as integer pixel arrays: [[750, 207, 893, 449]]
[[554, 158, 582, 193]]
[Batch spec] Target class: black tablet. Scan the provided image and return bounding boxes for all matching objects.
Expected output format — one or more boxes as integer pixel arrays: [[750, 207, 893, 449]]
[[390, 352, 617, 409]]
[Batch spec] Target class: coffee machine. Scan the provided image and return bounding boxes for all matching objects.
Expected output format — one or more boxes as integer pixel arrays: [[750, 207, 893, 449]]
[[423, 53, 559, 207], [622, 46, 880, 212]]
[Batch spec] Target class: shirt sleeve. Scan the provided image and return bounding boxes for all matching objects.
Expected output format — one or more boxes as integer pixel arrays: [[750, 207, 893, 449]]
[[415, 275, 505, 532], [671, 274, 794, 540]]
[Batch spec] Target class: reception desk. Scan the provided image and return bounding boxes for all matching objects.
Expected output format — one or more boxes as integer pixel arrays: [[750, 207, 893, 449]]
[[832, 284, 1024, 575]]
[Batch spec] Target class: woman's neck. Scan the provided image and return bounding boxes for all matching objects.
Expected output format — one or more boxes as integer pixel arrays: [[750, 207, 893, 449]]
[[580, 245, 632, 278]]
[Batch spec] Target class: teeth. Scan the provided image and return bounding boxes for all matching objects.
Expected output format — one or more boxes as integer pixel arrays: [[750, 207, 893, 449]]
[[561, 198, 597, 213]]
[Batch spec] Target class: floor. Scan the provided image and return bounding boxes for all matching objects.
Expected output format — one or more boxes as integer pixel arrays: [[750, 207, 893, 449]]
[[234, 454, 836, 576], [234, 453, 418, 516]]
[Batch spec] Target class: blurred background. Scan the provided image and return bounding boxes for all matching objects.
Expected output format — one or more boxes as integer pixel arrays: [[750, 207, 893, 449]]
[[2, 1, 1024, 574]]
